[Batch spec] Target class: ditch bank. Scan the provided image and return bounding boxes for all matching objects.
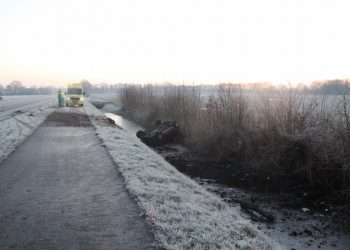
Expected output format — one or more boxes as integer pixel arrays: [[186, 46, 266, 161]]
[[90, 100, 350, 250], [155, 145, 350, 249]]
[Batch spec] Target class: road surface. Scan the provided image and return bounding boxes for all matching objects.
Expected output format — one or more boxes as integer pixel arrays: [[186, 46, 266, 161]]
[[0, 108, 155, 249], [0, 95, 55, 121]]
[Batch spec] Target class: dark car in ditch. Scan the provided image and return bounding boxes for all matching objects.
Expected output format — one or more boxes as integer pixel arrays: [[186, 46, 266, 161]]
[[136, 121, 179, 146]]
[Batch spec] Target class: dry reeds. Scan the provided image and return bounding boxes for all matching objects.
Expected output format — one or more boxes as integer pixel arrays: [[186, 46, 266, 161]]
[[120, 84, 350, 203]]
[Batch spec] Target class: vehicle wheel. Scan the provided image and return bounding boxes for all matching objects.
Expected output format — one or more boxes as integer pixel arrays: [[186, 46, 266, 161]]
[[136, 130, 145, 138]]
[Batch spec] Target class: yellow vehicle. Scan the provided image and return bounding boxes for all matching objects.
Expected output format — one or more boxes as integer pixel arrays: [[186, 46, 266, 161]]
[[66, 83, 84, 107]]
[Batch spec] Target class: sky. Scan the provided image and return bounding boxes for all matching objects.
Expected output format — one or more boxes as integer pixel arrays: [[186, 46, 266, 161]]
[[0, 0, 349, 87]]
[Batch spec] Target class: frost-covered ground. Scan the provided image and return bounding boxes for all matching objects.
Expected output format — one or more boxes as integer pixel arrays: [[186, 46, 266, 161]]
[[0, 107, 54, 162], [0, 95, 55, 121], [85, 101, 281, 250]]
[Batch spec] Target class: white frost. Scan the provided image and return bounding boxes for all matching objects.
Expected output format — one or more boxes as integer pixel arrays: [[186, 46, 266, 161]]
[[0, 108, 54, 162], [85, 102, 281, 250]]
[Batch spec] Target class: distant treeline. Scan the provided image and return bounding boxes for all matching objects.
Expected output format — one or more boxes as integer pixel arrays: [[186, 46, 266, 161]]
[[199, 79, 350, 95], [308, 79, 350, 95], [80, 80, 123, 95], [1, 79, 349, 96], [0, 80, 123, 95], [0, 81, 57, 95]]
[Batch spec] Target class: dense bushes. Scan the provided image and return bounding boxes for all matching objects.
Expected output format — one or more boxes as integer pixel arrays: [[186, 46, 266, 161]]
[[120, 84, 350, 203]]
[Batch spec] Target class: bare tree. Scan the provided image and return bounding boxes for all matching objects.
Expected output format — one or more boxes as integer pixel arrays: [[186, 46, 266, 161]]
[[6, 81, 23, 94], [80, 79, 92, 96]]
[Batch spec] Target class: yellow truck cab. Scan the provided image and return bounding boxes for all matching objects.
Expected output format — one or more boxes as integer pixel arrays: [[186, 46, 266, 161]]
[[66, 83, 84, 107]]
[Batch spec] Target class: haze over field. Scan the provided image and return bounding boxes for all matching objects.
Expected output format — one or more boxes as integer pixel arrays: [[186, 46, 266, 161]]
[[0, 0, 349, 86]]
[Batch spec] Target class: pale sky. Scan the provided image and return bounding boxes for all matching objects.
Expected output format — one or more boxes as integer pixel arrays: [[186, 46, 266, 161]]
[[0, 0, 349, 87]]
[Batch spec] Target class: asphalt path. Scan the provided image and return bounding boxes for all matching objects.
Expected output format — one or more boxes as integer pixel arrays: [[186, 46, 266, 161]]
[[0, 95, 55, 121], [0, 108, 155, 249]]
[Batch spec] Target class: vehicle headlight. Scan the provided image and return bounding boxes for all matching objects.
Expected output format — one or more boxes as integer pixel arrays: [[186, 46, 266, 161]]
[[80, 97, 83, 100]]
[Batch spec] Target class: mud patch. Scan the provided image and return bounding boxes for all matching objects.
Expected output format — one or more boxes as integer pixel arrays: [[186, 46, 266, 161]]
[[193, 177, 350, 249], [44, 111, 91, 127], [155, 144, 350, 249]]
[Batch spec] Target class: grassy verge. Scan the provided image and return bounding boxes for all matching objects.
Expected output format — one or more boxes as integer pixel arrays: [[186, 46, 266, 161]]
[[0, 107, 54, 162]]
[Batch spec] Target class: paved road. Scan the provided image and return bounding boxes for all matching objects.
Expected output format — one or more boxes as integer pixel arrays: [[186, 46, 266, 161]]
[[0, 108, 155, 249], [0, 95, 55, 121]]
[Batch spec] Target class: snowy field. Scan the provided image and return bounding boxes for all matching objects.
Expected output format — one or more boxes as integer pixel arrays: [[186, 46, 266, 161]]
[[84, 101, 281, 250], [0, 101, 54, 162]]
